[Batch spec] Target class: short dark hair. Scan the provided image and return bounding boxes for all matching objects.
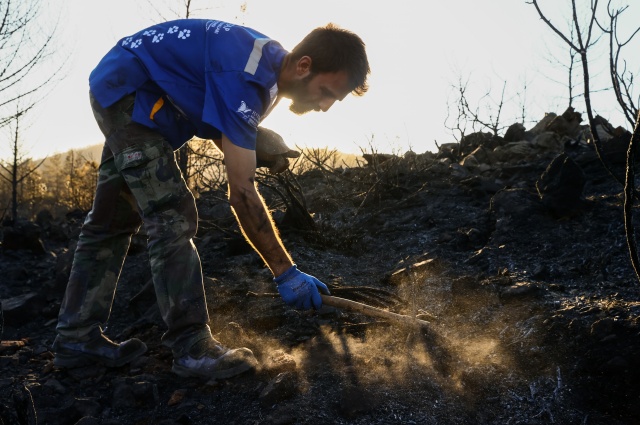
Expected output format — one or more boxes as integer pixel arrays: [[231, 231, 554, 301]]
[[290, 23, 370, 96]]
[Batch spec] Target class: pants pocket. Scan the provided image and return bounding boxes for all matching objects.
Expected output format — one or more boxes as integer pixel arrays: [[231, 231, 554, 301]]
[[116, 141, 189, 217]]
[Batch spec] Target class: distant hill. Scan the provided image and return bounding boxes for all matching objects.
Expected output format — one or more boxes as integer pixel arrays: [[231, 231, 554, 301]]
[[39, 142, 363, 170], [40, 144, 103, 169]]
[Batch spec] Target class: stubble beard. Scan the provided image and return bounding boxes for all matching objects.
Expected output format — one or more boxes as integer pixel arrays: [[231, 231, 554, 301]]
[[288, 74, 315, 116], [289, 102, 313, 115]]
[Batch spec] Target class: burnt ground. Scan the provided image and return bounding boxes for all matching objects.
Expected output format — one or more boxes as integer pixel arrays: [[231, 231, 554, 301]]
[[1, 139, 640, 425]]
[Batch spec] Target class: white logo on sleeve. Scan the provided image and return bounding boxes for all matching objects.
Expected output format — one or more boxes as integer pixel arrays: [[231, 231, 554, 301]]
[[236, 101, 261, 127], [237, 101, 252, 115]]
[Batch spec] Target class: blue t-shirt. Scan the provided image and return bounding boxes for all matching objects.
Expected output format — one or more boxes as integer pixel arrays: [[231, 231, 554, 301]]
[[89, 19, 287, 150]]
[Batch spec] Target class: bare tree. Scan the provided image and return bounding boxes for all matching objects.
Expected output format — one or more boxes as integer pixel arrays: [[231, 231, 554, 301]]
[[529, 1, 640, 283], [0, 0, 63, 129], [539, 23, 582, 108], [527, 1, 640, 183], [445, 75, 511, 142], [529, 1, 601, 123], [0, 112, 46, 223], [528, 0, 639, 131], [62, 150, 98, 212], [598, 2, 639, 126]]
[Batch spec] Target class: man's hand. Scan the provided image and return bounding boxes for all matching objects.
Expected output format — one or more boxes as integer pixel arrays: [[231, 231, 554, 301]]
[[274, 265, 330, 310]]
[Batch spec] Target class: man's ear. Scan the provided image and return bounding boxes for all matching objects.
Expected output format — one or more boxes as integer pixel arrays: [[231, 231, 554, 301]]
[[296, 56, 312, 77]]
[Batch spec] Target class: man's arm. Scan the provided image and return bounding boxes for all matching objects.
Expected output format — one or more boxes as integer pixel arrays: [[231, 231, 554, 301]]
[[221, 134, 293, 277]]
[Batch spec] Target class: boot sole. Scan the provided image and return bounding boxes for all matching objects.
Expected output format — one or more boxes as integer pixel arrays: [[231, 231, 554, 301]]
[[171, 356, 258, 380], [54, 344, 148, 369]]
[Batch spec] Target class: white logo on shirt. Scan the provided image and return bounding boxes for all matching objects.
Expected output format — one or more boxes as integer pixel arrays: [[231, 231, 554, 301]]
[[206, 20, 234, 34], [237, 101, 261, 127], [237, 101, 252, 115], [121, 24, 193, 49]]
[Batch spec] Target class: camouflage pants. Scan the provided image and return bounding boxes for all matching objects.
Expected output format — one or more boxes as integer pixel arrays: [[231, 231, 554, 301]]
[[56, 92, 212, 356]]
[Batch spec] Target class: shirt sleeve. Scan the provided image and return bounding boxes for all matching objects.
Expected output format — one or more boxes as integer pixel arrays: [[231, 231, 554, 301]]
[[203, 70, 267, 150]]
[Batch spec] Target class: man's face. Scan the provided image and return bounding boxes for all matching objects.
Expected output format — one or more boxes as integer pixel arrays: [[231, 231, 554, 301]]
[[288, 70, 351, 115]]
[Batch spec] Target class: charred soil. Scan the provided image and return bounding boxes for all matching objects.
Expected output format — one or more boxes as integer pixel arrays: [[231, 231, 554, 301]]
[[1, 135, 640, 425]]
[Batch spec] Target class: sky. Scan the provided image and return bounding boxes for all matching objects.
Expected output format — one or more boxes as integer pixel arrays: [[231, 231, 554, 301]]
[[12, 0, 640, 160]]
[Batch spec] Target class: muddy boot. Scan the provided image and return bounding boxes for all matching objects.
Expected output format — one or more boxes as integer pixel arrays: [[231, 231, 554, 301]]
[[53, 333, 147, 368], [172, 338, 257, 380]]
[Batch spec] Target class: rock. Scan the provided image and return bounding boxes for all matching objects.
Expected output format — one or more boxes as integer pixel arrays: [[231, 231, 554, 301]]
[[131, 381, 159, 406], [590, 317, 617, 340], [500, 282, 543, 302], [361, 153, 395, 166], [43, 378, 67, 395], [491, 142, 524, 162], [459, 175, 503, 194], [504, 123, 526, 142], [546, 106, 583, 137], [436, 143, 460, 161], [528, 112, 557, 136], [167, 389, 187, 406], [599, 127, 634, 164], [259, 371, 298, 406], [449, 163, 470, 179], [459, 153, 479, 168], [1, 292, 46, 326], [263, 350, 297, 376], [217, 322, 252, 347], [490, 188, 542, 218], [592, 114, 616, 141], [536, 153, 586, 217], [385, 258, 438, 286], [460, 146, 496, 169], [1, 221, 46, 254], [459, 132, 497, 157], [404, 150, 417, 160], [532, 131, 563, 151], [74, 417, 101, 425]]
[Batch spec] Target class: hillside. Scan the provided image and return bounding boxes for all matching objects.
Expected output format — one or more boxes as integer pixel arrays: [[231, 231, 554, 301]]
[[1, 110, 639, 424]]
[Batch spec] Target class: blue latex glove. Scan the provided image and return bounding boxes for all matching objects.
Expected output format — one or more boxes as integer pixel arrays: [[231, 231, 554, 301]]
[[274, 265, 330, 310]]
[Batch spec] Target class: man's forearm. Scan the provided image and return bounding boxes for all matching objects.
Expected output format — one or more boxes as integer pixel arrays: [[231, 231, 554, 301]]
[[229, 185, 293, 277]]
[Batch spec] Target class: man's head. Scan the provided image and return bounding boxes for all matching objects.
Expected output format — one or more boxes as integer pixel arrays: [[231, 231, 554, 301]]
[[279, 23, 370, 115]]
